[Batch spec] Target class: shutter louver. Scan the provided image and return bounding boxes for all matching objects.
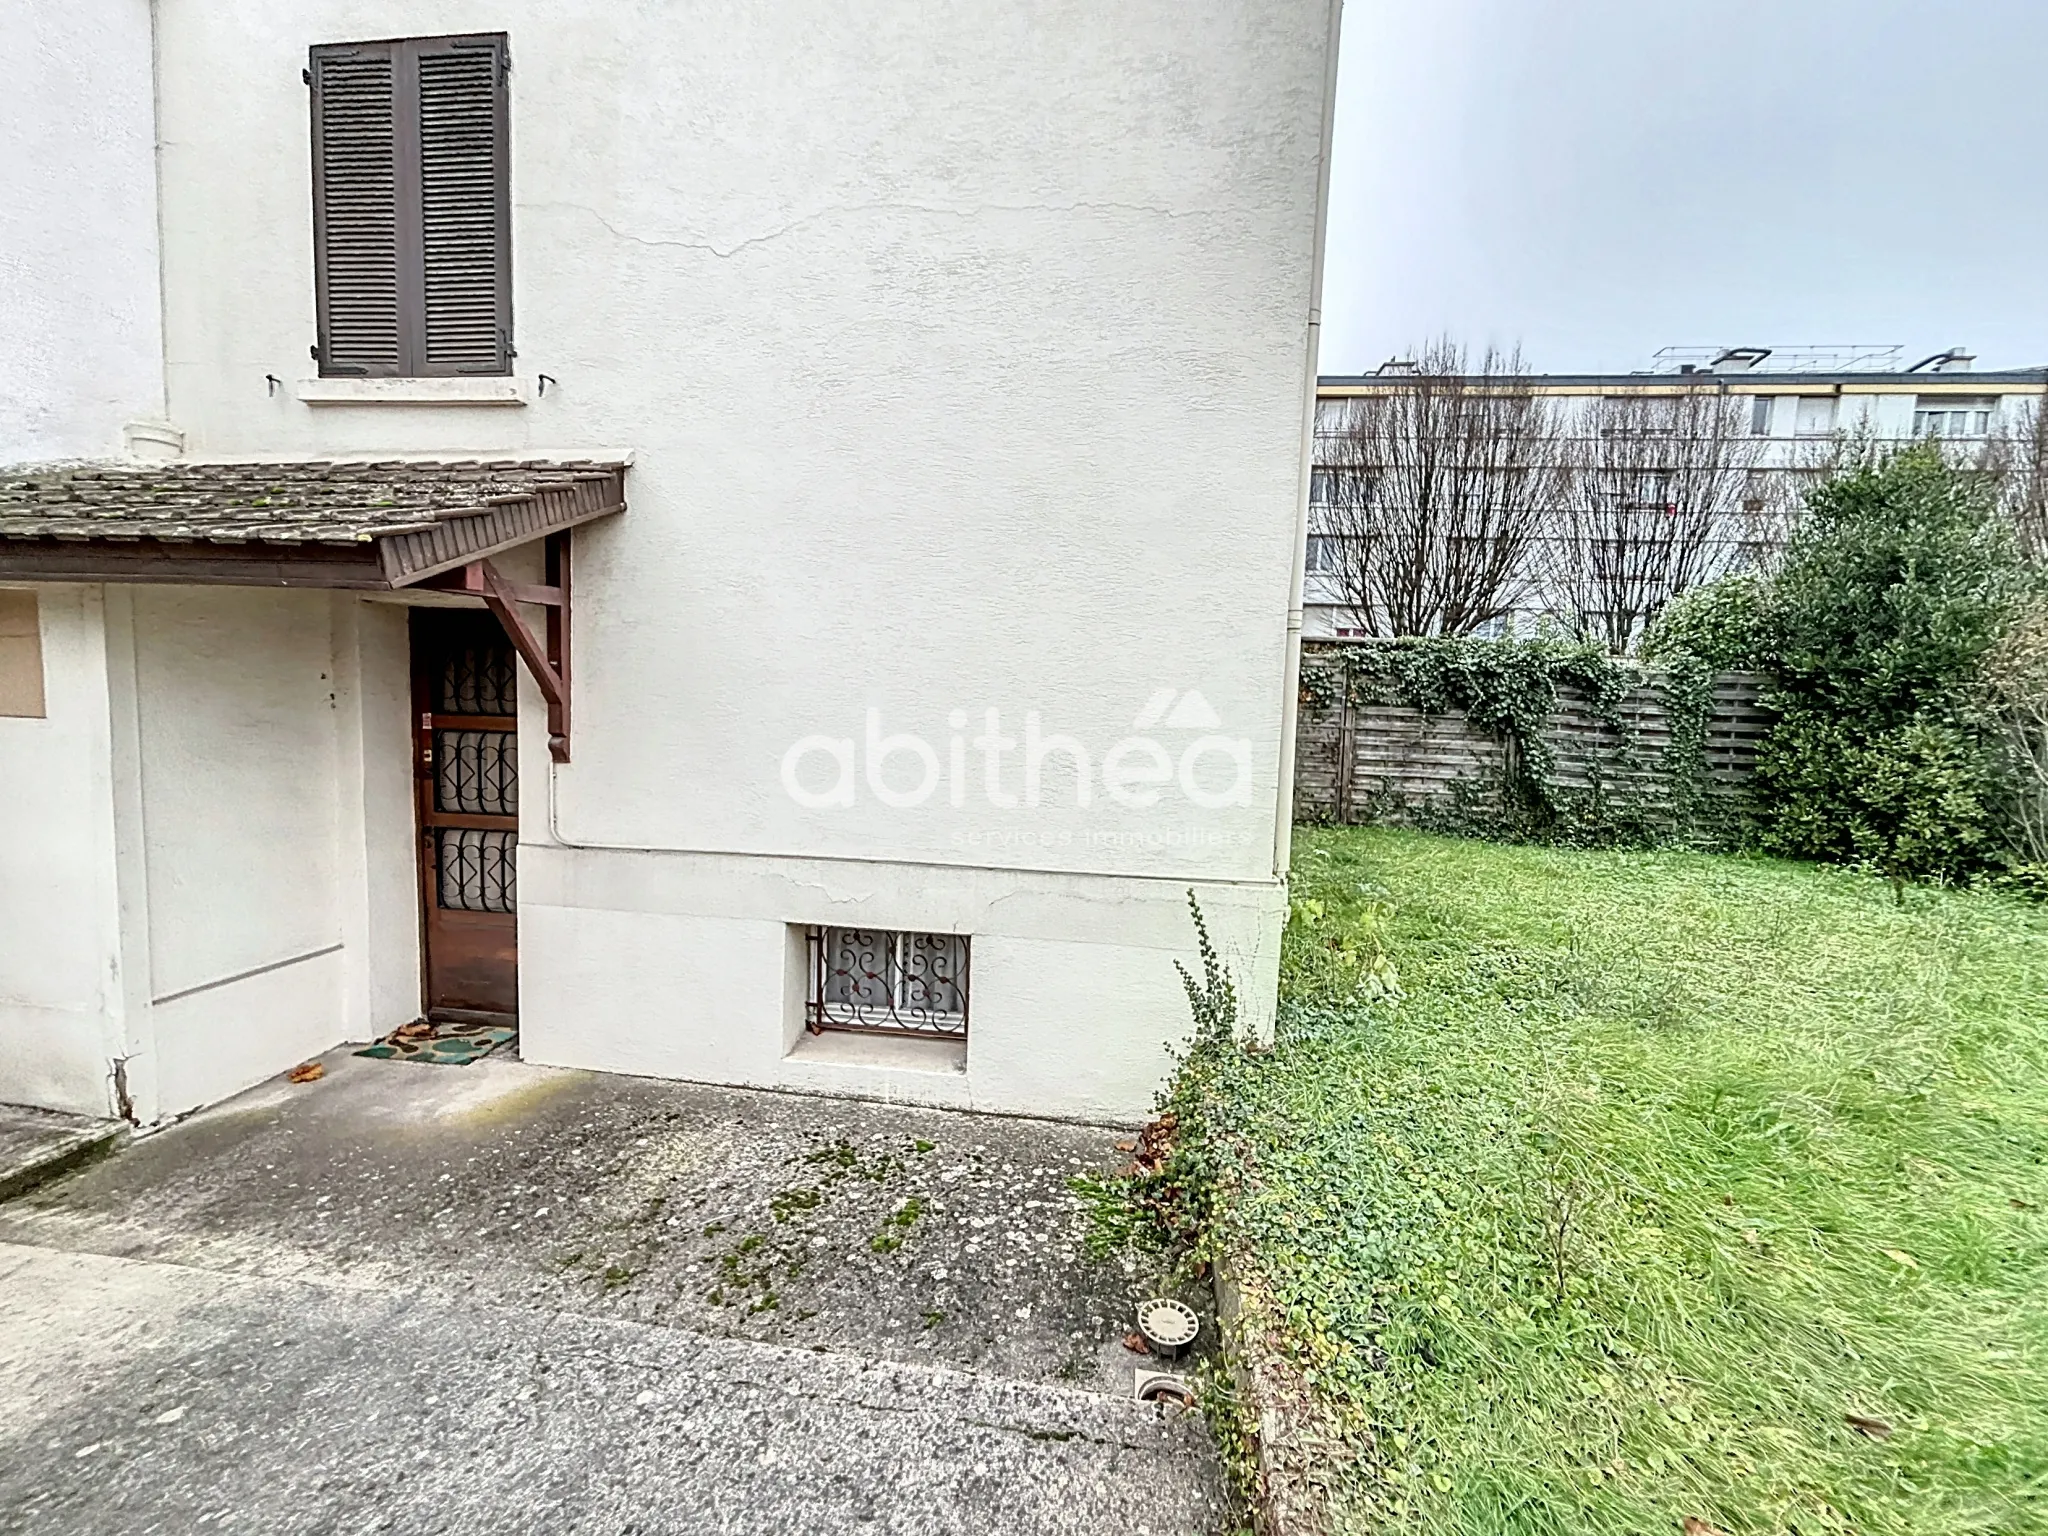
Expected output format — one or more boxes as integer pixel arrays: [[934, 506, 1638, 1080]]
[[310, 45, 402, 376], [415, 39, 511, 374], [307, 34, 510, 378]]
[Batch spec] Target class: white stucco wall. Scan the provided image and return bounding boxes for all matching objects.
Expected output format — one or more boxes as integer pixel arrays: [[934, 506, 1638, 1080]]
[[0, 0, 164, 463], [0, 585, 419, 1121], [132, 589, 347, 1114], [0, 589, 128, 1116], [137, 0, 1336, 1119], [126, 589, 419, 1117]]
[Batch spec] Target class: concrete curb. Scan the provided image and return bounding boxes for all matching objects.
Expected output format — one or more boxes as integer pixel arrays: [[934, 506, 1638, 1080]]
[[0, 1105, 126, 1205], [1214, 1255, 1342, 1536]]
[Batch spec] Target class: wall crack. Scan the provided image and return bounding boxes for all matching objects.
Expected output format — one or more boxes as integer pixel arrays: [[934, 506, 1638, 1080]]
[[526, 198, 1207, 261]]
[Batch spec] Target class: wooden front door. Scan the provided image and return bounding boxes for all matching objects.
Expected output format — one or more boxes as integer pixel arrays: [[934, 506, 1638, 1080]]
[[413, 610, 519, 1020]]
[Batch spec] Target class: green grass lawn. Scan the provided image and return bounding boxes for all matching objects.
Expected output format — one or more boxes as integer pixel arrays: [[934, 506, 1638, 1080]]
[[1228, 828, 2048, 1535]]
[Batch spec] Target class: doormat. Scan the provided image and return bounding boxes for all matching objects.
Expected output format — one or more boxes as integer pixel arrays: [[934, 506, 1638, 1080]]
[[355, 1019, 515, 1067]]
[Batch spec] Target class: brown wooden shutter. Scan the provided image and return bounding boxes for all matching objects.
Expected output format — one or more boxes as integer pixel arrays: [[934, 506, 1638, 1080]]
[[412, 36, 512, 375], [309, 34, 511, 378], [309, 42, 402, 376]]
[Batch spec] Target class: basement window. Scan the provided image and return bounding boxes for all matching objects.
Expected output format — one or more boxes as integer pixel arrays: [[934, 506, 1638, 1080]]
[[806, 927, 969, 1039], [0, 591, 45, 718]]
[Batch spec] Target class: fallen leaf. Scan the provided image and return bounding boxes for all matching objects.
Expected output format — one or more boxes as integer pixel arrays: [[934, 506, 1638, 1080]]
[[1682, 1519, 1726, 1536], [1847, 1414, 1894, 1441], [285, 1061, 324, 1084], [2012, 1198, 2036, 1211], [1122, 1331, 1151, 1355], [1130, 1113, 1178, 1174], [1113, 1139, 1136, 1153], [1879, 1248, 1919, 1270]]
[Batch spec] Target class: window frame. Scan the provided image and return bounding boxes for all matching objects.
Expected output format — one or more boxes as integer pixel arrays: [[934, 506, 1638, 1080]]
[[1792, 396, 1838, 437], [1309, 465, 1376, 510], [1913, 398, 1998, 439], [1303, 533, 1359, 577]]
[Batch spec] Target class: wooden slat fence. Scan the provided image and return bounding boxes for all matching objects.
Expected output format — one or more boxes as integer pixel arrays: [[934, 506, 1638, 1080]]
[[1294, 642, 1773, 831]]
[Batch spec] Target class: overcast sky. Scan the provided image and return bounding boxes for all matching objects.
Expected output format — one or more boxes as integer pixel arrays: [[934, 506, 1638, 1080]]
[[1319, 0, 2048, 377]]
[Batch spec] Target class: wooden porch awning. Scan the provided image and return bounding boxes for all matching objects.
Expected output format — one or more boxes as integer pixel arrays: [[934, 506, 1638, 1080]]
[[0, 458, 626, 761], [0, 459, 625, 588]]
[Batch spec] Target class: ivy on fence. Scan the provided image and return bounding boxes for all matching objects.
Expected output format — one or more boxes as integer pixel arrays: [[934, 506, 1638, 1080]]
[[1299, 636, 1738, 848]]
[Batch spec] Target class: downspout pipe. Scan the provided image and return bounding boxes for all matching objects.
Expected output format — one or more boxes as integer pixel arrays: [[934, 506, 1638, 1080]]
[[1272, 0, 1347, 881], [147, 0, 173, 431]]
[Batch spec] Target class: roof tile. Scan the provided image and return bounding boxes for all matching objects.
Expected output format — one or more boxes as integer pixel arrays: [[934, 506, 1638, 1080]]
[[0, 459, 627, 548]]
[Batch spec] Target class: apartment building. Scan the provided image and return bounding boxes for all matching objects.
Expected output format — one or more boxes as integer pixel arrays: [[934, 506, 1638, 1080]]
[[1307, 347, 2048, 639]]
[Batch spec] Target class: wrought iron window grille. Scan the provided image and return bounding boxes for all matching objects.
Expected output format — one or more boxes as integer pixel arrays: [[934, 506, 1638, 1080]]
[[436, 827, 515, 912], [434, 728, 516, 816], [436, 645, 517, 715], [806, 926, 969, 1039]]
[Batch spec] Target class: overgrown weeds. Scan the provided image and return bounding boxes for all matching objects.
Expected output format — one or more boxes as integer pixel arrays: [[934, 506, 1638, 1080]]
[[1077, 894, 1257, 1266]]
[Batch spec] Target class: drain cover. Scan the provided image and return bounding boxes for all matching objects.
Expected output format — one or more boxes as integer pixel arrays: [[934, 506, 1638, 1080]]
[[1136, 1297, 1200, 1352]]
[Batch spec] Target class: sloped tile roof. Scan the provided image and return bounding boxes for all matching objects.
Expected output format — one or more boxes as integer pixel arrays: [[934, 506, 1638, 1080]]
[[0, 459, 627, 546]]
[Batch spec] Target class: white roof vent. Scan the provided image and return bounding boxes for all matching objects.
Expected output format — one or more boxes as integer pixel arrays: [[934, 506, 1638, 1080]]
[[1375, 357, 1419, 377], [1709, 347, 1773, 372]]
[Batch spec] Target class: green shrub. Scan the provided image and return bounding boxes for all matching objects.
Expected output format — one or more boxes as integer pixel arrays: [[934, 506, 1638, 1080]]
[[1639, 573, 1767, 671], [1985, 596, 2048, 872], [1753, 443, 2032, 882], [1764, 442, 2027, 721], [1753, 712, 1994, 878]]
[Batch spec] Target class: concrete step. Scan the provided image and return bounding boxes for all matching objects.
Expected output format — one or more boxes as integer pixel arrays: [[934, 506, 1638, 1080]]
[[0, 1104, 124, 1204]]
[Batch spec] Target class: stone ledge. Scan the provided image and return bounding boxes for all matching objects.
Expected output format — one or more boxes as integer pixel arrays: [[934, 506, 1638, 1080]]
[[0, 1103, 125, 1205], [1215, 1256, 1343, 1536]]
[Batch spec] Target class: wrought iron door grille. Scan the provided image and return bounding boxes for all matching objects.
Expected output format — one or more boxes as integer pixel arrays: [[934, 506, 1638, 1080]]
[[434, 728, 517, 815], [437, 827, 516, 912], [806, 927, 969, 1038], [434, 644, 517, 715]]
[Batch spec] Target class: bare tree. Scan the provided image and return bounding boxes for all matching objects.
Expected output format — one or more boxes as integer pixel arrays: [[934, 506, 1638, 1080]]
[[1980, 399, 2048, 564], [1542, 385, 1765, 652], [1314, 341, 1571, 637]]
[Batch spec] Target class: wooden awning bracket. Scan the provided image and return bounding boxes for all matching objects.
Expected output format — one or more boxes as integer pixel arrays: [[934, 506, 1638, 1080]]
[[420, 531, 573, 761]]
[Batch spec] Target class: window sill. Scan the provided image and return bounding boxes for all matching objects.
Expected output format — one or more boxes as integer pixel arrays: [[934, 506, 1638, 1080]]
[[784, 1030, 968, 1076], [295, 376, 530, 407]]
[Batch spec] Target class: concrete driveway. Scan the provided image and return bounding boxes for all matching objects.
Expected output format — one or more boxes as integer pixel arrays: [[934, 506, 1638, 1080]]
[[0, 1051, 1223, 1535]]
